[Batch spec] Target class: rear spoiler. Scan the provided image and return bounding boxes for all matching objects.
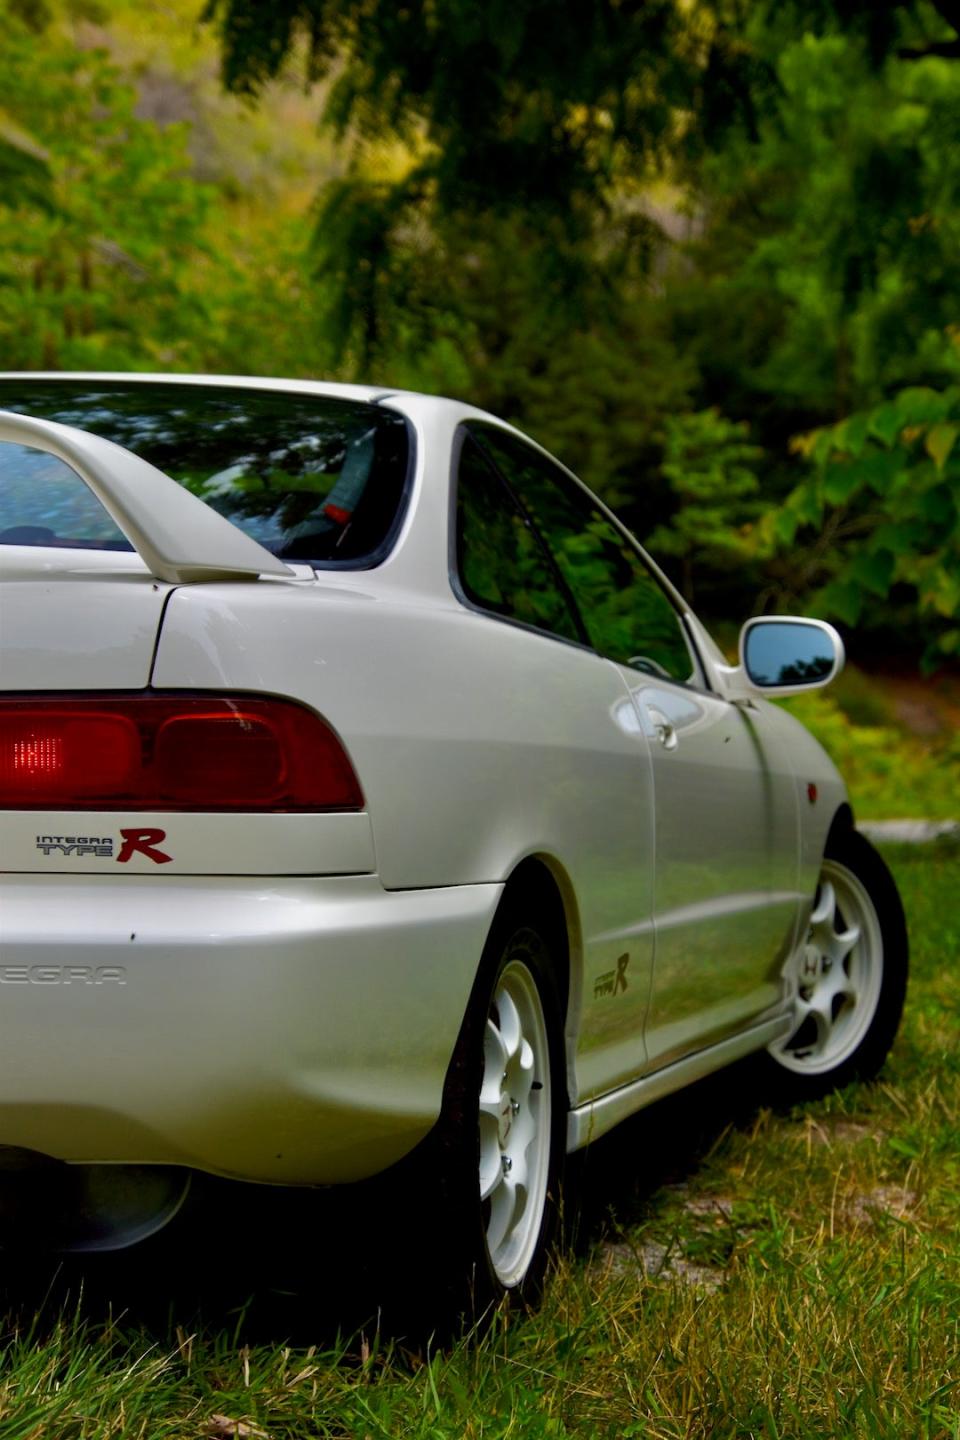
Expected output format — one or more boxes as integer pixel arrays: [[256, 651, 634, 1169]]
[[0, 410, 293, 584]]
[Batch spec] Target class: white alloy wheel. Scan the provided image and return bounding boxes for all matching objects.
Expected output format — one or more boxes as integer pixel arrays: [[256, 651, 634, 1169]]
[[477, 958, 553, 1289], [771, 858, 884, 1076]]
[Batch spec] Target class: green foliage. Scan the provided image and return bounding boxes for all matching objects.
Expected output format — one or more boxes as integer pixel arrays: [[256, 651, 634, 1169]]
[[0, 2, 213, 370], [646, 408, 765, 603], [204, 0, 696, 216], [782, 686, 960, 819], [0, 119, 53, 212], [0, 0, 339, 379], [776, 385, 960, 656]]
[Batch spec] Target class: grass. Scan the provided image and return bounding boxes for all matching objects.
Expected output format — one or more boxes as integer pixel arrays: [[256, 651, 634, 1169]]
[[0, 842, 958, 1438]]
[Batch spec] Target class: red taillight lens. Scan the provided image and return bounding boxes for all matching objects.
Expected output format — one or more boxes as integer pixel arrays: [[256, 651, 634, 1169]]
[[0, 696, 363, 811], [1, 715, 139, 796]]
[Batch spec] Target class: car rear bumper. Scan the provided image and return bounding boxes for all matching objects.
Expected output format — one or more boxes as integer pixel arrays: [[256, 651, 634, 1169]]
[[0, 874, 502, 1184]]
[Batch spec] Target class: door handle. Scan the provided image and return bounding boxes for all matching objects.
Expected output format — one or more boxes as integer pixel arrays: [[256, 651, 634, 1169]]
[[646, 706, 678, 751]]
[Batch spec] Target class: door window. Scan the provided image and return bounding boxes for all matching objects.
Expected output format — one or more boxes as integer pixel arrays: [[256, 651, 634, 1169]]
[[472, 426, 696, 683], [455, 433, 584, 646]]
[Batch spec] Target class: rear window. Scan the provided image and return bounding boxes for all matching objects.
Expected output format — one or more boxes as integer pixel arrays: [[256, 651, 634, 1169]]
[[0, 381, 410, 567]]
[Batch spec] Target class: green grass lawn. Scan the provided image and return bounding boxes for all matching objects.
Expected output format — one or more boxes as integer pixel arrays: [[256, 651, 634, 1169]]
[[0, 842, 957, 1438]]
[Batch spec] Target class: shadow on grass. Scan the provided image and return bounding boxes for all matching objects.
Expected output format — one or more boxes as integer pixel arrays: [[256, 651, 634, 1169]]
[[0, 1055, 770, 1348]]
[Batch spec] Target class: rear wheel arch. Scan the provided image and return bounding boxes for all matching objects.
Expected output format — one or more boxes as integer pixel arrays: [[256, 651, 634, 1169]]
[[500, 856, 581, 1109], [388, 856, 573, 1323]]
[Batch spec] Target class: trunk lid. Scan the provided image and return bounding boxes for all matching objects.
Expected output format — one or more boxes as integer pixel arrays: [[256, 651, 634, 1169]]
[[0, 546, 170, 691]]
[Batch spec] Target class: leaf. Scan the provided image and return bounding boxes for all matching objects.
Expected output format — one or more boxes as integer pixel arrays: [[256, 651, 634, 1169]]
[[790, 429, 819, 459], [773, 505, 800, 544], [867, 402, 904, 449], [851, 549, 896, 598], [871, 521, 926, 555], [795, 484, 824, 528], [817, 579, 863, 626], [920, 568, 960, 618], [914, 485, 956, 525], [852, 448, 907, 495], [821, 459, 863, 504], [895, 385, 959, 425], [811, 426, 838, 465], [924, 423, 958, 472], [842, 412, 870, 457]]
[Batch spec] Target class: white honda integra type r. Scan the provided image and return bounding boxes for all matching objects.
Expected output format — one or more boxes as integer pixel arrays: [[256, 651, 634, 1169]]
[[0, 375, 907, 1307]]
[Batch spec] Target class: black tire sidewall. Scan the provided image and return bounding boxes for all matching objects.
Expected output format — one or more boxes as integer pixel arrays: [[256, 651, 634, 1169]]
[[765, 827, 908, 1099]]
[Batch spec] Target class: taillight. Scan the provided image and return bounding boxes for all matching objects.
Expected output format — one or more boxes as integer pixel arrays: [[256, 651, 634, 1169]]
[[0, 696, 363, 811]]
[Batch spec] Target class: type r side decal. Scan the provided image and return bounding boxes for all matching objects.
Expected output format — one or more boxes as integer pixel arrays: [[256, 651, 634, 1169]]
[[593, 952, 630, 1000], [35, 828, 172, 865]]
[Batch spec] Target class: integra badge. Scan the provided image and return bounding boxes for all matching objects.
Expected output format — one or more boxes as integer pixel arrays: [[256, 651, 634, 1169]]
[[35, 828, 172, 865]]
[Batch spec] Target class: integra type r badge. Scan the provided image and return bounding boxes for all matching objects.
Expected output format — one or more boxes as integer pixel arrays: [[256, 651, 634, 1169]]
[[35, 829, 172, 864]]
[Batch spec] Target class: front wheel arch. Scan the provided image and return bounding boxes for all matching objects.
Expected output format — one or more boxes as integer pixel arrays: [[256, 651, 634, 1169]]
[[825, 801, 855, 852]]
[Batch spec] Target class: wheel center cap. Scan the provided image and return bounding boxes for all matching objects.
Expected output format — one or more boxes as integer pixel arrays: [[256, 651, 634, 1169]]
[[801, 945, 821, 982], [498, 1094, 513, 1146]]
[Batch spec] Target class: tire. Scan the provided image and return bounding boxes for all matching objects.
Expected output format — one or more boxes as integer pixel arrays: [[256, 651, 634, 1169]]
[[765, 827, 908, 1096], [392, 904, 567, 1328]]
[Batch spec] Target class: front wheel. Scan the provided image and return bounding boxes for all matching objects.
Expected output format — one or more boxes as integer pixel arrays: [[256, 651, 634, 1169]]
[[766, 828, 908, 1094]]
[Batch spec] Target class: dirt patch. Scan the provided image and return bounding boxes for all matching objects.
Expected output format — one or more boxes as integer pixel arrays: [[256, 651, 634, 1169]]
[[596, 1240, 725, 1290], [679, 1192, 734, 1219], [848, 1185, 917, 1224], [874, 668, 960, 739], [803, 1118, 885, 1147]]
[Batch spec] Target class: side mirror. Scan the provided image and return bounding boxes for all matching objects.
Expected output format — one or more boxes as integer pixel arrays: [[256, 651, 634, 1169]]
[[739, 617, 845, 697]]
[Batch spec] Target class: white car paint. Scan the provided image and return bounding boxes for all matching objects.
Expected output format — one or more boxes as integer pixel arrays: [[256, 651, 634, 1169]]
[[0, 374, 849, 1237], [0, 874, 501, 1182]]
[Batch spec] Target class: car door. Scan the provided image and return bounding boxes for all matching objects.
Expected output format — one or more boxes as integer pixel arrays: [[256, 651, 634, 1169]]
[[471, 424, 799, 1074], [618, 671, 799, 1068], [453, 430, 659, 1099]]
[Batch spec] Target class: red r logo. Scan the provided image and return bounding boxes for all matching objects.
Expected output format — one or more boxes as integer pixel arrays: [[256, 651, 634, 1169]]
[[117, 828, 172, 865]]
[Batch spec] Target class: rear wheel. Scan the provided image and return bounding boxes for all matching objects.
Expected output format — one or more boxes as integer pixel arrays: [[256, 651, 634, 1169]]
[[479, 953, 556, 1289], [767, 828, 907, 1094], [397, 907, 566, 1327]]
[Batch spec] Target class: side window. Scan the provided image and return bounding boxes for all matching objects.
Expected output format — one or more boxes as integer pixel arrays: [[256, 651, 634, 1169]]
[[473, 426, 696, 683], [455, 433, 583, 646]]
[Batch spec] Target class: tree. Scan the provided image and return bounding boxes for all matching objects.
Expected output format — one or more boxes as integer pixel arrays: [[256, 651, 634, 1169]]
[[645, 409, 764, 606], [775, 386, 960, 660], [0, 1, 215, 370]]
